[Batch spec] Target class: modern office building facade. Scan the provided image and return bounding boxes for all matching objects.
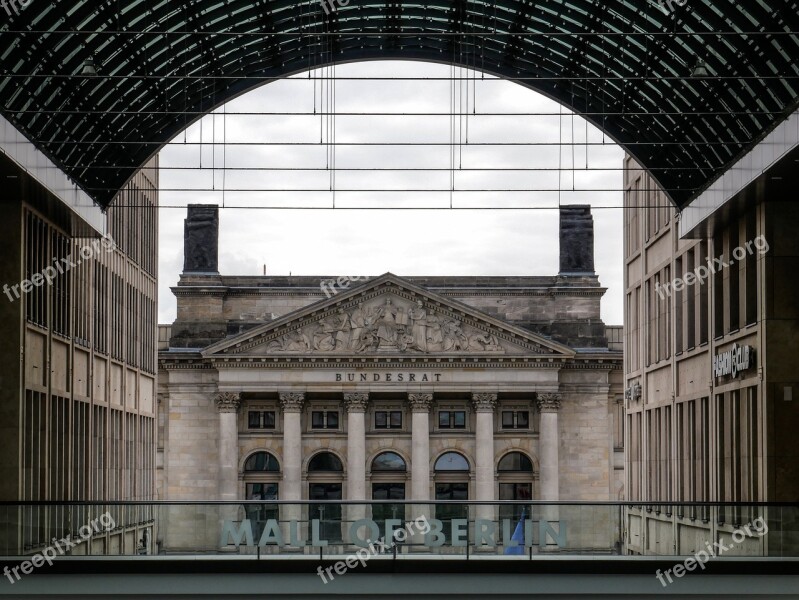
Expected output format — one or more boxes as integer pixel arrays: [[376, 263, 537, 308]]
[[623, 154, 799, 555], [157, 204, 624, 552], [0, 154, 159, 554]]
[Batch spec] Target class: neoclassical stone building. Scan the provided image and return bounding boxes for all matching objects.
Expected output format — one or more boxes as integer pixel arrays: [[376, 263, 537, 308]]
[[157, 205, 624, 551]]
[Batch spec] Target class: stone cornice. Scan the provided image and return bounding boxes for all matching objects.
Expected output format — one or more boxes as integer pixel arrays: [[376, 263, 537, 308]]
[[214, 392, 241, 413]]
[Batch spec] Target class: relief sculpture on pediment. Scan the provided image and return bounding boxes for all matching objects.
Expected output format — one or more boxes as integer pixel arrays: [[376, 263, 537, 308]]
[[264, 295, 508, 354]]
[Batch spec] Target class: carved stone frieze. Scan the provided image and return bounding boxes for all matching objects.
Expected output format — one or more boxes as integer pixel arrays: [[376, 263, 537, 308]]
[[262, 294, 510, 355]]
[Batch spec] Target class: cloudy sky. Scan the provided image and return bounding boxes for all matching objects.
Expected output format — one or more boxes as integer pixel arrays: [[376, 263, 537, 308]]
[[158, 61, 624, 325]]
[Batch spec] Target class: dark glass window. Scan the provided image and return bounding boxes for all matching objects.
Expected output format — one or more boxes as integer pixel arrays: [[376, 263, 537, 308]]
[[244, 452, 281, 472], [309, 483, 342, 543], [375, 410, 402, 429], [372, 482, 405, 500], [439, 411, 466, 429], [248, 410, 276, 429], [372, 452, 407, 471], [501, 411, 529, 429], [498, 452, 533, 472], [308, 452, 344, 472], [434, 452, 470, 471], [312, 410, 339, 429]]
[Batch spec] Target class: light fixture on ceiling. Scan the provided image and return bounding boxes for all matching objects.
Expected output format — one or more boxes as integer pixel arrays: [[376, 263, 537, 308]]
[[691, 60, 709, 78], [80, 57, 97, 76]]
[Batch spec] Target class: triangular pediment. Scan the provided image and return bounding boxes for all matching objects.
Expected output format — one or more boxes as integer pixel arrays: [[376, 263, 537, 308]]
[[202, 273, 574, 358]]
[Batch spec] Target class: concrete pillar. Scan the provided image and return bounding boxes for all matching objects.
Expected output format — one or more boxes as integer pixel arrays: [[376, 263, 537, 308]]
[[279, 392, 305, 544], [214, 392, 240, 552], [537, 392, 562, 550], [472, 393, 498, 527], [344, 392, 369, 529]]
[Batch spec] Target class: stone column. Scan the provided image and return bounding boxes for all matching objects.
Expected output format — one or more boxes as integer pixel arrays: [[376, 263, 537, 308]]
[[214, 392, 241, 502], [537, 392, 562, 550], [280, 392, 305, 545], [472, 393, 498, 528], [214, 392, 240, 552], [344, 393, 369, 530], [408, 393, 432, 549], [408, 394, 433, 501]]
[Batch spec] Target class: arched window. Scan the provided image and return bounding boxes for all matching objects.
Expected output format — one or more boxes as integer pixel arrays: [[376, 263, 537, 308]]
[[370, 452, 407, 537], [372, 452, 407, 472], [244, 451, 281, 472], [434, 452, 470, 472], [498, 452, 533, 472], [242, 452, 280, 537], [433, 452, 470, 542], [308, 452, 343, 542], [498, 452, 535, 534], [309, 451, 344, 472]]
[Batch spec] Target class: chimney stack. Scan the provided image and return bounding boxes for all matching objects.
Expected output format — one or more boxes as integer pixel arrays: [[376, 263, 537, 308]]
[[559, 205, 595, 275], [183, 204, 219, 274]]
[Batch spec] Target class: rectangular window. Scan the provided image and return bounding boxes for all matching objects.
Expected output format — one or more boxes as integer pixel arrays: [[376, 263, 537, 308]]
[[248, 411, 276, 429], [439, 410, 466, 429], [312, 410, 339, 430], [501, 411, 529, 429], [375, 410, 403, 429]]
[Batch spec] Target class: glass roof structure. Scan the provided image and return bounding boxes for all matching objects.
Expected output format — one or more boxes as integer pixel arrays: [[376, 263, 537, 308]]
[[0, 1, 797, 209]]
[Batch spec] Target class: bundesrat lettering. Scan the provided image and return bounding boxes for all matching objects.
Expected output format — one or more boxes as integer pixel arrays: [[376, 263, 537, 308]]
[[220, 518, 567, 549]]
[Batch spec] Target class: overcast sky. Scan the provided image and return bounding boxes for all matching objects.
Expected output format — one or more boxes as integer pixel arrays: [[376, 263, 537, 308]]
[[158, 61, 624, 326]]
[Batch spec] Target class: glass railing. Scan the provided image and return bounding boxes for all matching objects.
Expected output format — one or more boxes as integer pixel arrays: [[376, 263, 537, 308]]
[[0, 502, 796, 559]]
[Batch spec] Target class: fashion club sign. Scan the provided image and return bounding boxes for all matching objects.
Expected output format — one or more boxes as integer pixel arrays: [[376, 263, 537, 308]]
[[220, 517, 567, 549], [713, 343, 755, 379]]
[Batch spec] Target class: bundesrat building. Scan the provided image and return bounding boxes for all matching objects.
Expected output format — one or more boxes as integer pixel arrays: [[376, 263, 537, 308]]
[[157, 205, 624, 553]]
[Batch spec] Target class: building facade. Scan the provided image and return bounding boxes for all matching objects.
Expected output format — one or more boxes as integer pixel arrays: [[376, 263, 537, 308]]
[[158, 205, 623, 553], [623, 154, 799, 556], [0, 155, 159, 554]]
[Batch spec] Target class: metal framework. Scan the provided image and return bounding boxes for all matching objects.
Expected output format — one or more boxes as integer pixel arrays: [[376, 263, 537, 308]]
[[0, 0, 797, 208]]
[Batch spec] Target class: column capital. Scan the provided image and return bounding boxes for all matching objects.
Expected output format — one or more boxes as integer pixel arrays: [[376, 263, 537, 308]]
[[214, 392, 241, 413], [471, 392, 498, 412], [536, 392, 562, 413], [344, 392, 369, 412], [407, 393, 433, 412], [279, 392, 306, 413]]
